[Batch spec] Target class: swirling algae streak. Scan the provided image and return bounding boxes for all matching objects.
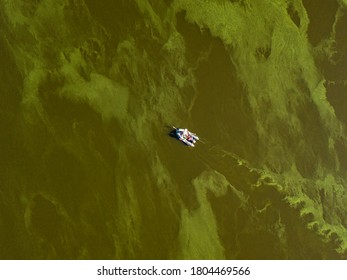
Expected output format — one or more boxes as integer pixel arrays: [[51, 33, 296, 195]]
[[0, 0, 347, 259]]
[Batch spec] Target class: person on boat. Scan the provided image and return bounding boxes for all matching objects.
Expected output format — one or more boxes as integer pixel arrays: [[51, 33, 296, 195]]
[[183, 129, 192, 141]]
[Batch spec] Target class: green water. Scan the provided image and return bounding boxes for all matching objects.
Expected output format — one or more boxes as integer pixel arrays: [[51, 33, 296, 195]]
[[1, 0, 347, 259]]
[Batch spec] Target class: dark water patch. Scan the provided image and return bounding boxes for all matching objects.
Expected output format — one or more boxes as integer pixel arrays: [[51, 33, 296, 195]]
[[326, 82, 347, 126], [313, 13, 346, 93], [234, 207, 249, 234], [313, 12, 347, 88], [30, 194, 61, 244], [79, 206, 116, 259], [315, 48, 347, 85], [302, 0, 339, 46], [207, 187, 245, 259], [237, 230, 284, 259], [302, 211, 315, 223], [43, 145, 88, 217], [175, 11, 213, 64], [28, 193, 87, 259], [189, 33, 259, 163], [321, 57, 347, 88], [0, 33, 23, 114], [286, 2, 301, 28], [255, 46, 271, 60], [0, 192, 30, 259], [0, 109, 19, 173], [335, 11, 347, 54], [136, 197, 180, 259], [335, 138, 347, 174]]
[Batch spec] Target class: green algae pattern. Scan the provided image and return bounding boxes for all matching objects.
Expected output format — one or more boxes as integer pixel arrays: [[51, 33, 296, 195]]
[[0, 0, 347, 259]]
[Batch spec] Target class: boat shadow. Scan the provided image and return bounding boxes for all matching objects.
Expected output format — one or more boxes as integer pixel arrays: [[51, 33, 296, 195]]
[[168, 128, 178, 139]]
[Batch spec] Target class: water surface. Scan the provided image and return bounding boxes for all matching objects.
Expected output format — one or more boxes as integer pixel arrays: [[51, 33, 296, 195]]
[[1, 0, 347, 259]]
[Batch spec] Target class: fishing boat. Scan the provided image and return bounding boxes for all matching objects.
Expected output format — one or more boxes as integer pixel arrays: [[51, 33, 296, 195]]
[[174, 127, 199, 147]]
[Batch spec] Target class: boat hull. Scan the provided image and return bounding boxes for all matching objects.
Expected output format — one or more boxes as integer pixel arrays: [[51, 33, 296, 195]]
[[175, 128, 198, 147]]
